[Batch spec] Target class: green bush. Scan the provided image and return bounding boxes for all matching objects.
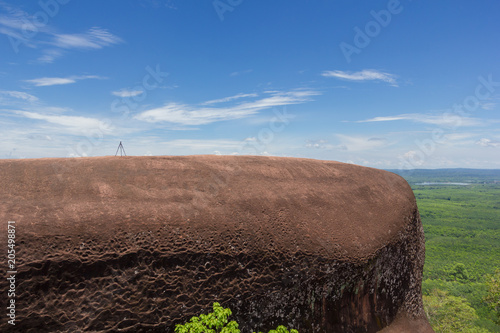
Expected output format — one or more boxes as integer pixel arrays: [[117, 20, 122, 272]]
[[484, 269, 500, 325], [174, 302, 298, 333], [423, 289, 490, 333]]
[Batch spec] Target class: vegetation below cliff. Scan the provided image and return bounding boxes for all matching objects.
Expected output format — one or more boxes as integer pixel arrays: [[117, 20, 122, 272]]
[[392, 169, 500, 332]]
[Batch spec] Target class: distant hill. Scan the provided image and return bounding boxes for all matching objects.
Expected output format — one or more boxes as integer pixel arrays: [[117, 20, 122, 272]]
[[387, 168, 500, 184]]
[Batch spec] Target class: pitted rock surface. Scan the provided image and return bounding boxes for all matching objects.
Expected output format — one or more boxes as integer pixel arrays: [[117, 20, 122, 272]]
[[0, 156, 433, 332]]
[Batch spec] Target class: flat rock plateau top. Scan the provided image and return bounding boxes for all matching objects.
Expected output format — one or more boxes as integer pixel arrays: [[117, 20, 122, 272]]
[[0, 155, 414, 260]]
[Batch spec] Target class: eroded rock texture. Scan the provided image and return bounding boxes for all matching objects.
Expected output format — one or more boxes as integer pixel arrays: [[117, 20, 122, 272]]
[[0, 156, 433, 332]]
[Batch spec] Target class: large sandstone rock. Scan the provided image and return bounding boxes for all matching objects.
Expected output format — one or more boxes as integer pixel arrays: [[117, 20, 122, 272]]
[[0, 156, 433, 332]]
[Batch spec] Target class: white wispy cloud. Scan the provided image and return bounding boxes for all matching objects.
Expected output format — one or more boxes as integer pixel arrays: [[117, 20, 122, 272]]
[[476, 138, 500, 147], [160, 139, 244, 149], [112, 89, 144, 98], [335, 134, 389, 152], [134, 102, 254, 125], [24, 75, 105, 87], [444, 133, 477, 141], [202, 93, 258, 105], [0, 90, 75, 120], [400, 150, 425, 166], [305, 139, 333, 149], [322, 69, 398, 86], [135, 90, 319, 125], [52, 27, 122, 49], [0, 5, 27, 30], [37, 27, 122, 63], [230, 69, 253, 77], [357, 113, 482, 127], [15, 111, 113, 134], [480, 102, 496, 111], [0, 3, 52, 39], [0, 3, 122, 63], [138, 0, 178, 9], [0, 90, 38, 103], [37, 49, 64, 64]]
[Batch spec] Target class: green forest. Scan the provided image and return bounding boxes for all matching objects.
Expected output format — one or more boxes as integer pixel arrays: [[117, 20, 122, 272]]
[[390, 169, 500, 332]]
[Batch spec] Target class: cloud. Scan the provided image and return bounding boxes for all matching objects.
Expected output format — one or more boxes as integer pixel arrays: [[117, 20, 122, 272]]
[[160, 139, 244, 149], [37, 49, 64, 64], [236, 90, 318, 110], [202, 93, 258, 105], [138, 0, 178, 9], [476, 138, 500, 147], [135, 90, 319, 125], [322, 69, 398, 86], [0, 3, 51, 40], [0, 92, 74, 115], [230, 69, 253, 77], [112, 89, 144, 98], [135, 102, 255, 125], [480, 102, 496, 111], [305, 139, 332, 149], [15, 110, 113, 134], [0, 90, 38, 103], [335, 134, 388, 152], [24, 75, 105, 87], [52, 27, 122, 49], [357, 113, 482, 127], [140, 138, 279, 156], [24, 78, 75, 86], [0, 5, 26, 30], [0, 3, 122, 62], [401, 150, 425, 166], [443, 133, 476, 142]]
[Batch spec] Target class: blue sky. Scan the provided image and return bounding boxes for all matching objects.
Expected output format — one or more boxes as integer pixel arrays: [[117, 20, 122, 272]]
[[1, 0, 499, 169]]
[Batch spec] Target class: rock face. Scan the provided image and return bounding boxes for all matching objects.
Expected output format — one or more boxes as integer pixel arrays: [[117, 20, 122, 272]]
[[0, 156, 433, 332]]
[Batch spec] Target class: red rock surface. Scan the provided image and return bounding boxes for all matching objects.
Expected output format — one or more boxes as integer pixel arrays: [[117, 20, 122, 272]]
[[0, 155, 433, 332]]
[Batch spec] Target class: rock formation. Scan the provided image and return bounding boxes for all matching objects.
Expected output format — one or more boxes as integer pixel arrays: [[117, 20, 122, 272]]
[[0, 156, 433, 332]]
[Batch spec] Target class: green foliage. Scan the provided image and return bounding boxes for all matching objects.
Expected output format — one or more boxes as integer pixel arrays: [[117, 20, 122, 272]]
[[485, 269, 500, 325], [423, 289, 490, 333], [256, 326, 298, 333], [416, 184, 500, 288], [175, 303, 298, 333], [175, 303, 239, 333], [394, 173, 500, 332], [446, 263, 470, 282], [422, 279, 488, 311]]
